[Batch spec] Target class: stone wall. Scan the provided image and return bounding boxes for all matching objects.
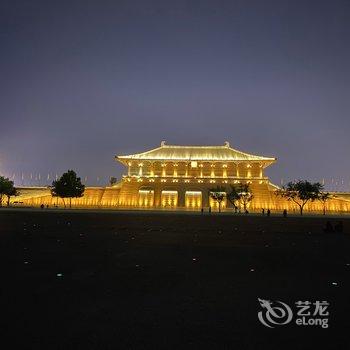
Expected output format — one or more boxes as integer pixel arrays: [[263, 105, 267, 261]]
[[10, 182, 350, 213]]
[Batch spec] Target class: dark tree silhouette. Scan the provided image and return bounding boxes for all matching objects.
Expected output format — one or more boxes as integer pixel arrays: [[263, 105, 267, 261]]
[[209, 186, 226, 212], [109, 177, 118, 186], [237, 183, 253, 212], [227, 184, 240, 211], [51, 170, 85, 208], [276, 180, 323, 215], [5, 186, 19, 206], [318, 192, 332, 215], [0, 176, 18, 207]]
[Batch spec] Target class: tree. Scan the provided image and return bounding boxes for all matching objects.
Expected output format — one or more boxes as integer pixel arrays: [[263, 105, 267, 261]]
[[0, 176, 18, 207], [209, 186, 226, 212], [109, 177, 118, 186], [227, 184, 240, 211], [51, 170, 85, 208], [318, 192, 332, 215], [5, 186, 19, 206], [237, 183, 254, 212], [276, 180, 323, 216]]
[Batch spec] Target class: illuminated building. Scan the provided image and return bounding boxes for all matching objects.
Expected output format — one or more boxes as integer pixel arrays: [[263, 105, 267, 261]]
[[116, 141, 276, 210], [10, 141, 350, 212]]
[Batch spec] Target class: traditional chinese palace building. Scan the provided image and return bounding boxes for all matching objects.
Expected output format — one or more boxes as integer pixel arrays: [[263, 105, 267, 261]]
[[11, 142, 350, 212], [116, 141, 276, 210]]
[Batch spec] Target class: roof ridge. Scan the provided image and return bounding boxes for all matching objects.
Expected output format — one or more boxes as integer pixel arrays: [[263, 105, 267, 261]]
[[162, 144, 228, 148], [116, 143, 276, 162]]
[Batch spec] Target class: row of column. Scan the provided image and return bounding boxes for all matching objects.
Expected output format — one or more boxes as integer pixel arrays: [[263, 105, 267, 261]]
[[128, 162, 263, 178]]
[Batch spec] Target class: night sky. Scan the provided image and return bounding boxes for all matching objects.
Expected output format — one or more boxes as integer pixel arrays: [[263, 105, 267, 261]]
[[1, 0, 349, 190]]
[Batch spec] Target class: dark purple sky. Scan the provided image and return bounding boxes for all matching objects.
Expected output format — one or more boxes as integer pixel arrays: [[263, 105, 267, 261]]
[[1, 0, 349, 190]]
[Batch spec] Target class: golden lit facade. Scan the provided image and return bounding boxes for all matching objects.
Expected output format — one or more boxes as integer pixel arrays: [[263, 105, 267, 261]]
[[116, 141, 277, 209]]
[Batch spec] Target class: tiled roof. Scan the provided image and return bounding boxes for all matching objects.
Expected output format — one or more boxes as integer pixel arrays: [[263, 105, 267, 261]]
[[117, 142, 276, 162]]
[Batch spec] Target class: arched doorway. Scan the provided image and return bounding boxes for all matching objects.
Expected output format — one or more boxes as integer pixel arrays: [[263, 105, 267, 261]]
[[185, 191, 202, 209], [161, 190, 178, 208], [138, 187, 154, 207]]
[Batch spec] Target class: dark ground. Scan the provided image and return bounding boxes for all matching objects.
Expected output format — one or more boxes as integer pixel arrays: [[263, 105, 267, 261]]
[[1, 209, 350, 349]]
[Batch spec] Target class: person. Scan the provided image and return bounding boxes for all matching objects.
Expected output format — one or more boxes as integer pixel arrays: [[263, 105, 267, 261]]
[[324, 221, 333, 233], [234, 206, 238, 214], [245, 209, 249, 214], [262, 208, 265, 216], [283, 209, 287, 218], [334, 221, 343, 233], [201, 208, 204, 215], [40, 203, 44, 209], [267, 209, 271, 217]]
